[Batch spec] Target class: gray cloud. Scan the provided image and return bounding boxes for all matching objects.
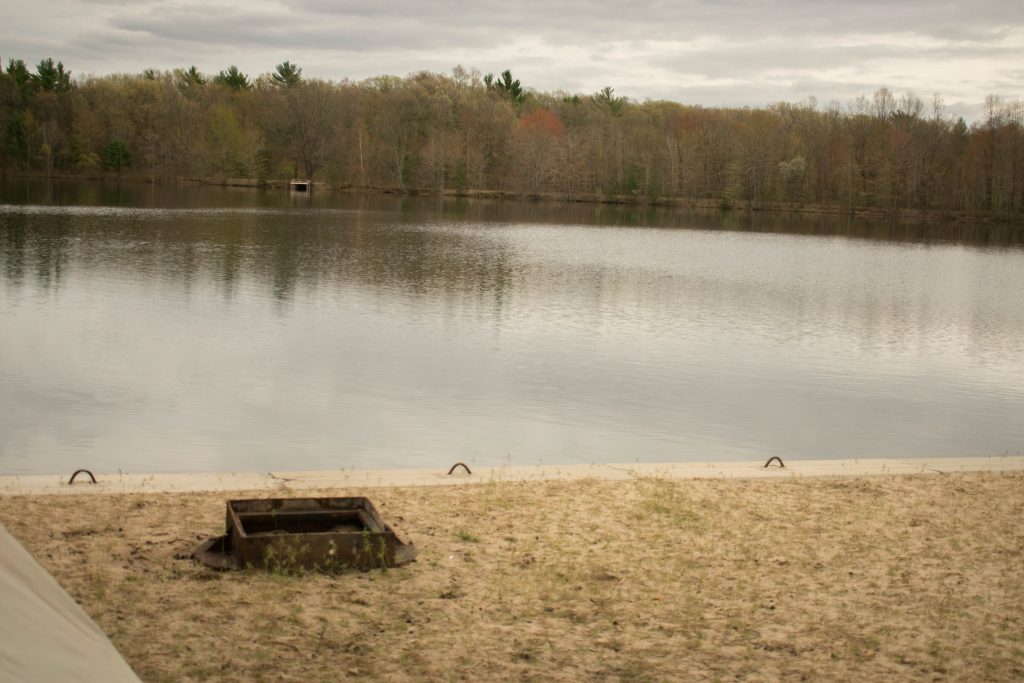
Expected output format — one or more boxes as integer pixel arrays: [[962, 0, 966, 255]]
[[103, 0, 1024, 53], [287, 0, 1021, 42], [647, 40, 1024, 93]]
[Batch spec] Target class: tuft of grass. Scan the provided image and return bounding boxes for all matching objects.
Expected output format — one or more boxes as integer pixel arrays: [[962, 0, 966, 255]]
[[635, 477, 702, 526], [453, 529, 480, 543]]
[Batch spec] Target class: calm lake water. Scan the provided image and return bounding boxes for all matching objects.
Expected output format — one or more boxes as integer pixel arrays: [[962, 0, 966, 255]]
[[1, 180, 1023, 475]]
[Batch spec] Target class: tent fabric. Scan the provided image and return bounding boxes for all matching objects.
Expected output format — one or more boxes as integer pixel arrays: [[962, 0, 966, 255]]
[[0, 524, 140, 682]]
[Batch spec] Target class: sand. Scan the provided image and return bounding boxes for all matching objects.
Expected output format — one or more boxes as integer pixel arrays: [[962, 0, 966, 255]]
[[1, 471, 1022, 681]]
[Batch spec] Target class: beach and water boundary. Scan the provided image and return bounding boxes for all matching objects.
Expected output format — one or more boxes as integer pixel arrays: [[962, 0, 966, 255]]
[[1, 456, 1022, 681], [2, 455, 1021, 496]]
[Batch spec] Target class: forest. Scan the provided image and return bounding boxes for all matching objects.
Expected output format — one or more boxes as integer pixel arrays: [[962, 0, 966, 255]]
[[2, 58, 1023, 216]]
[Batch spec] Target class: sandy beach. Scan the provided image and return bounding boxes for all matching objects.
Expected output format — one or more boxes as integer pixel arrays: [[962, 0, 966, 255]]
[[1, 460, 1022, 681]]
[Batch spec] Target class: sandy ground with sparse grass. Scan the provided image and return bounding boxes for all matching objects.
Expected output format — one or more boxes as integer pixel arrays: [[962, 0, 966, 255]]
[[1, 472, 1022, 681]]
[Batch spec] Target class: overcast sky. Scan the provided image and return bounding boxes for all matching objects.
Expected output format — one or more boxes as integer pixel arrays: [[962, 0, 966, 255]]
[[3, 0, 1021, 119]]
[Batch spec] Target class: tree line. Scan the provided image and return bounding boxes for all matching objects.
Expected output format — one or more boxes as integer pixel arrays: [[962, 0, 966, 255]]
[[2, 58, 1023, 216]]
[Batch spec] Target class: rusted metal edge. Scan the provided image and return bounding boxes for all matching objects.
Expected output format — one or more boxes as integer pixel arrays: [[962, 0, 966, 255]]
[[192, 535, 238, 571], [192, 498, 419, 573], [192, 533, 418, 571]]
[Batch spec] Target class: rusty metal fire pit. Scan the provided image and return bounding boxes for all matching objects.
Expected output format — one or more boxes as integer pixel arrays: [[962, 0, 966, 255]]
[[193, 497, 417, 572]]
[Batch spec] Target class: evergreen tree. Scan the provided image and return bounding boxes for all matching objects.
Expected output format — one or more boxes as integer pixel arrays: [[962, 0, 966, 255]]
[[272, 61, 302, 87], [32, 58, 71, 93], [102, 139, 132, 173], [594, 86, 626, 115], [214, 66, 249, 90], [183, 66, 207, 86], [485, 69, 525, 103], [6, 59, 32, 88]]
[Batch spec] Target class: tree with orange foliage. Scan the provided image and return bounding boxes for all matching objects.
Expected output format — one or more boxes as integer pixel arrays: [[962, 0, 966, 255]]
[[519, 108, 565, 138], [517, 109, 565, 192]]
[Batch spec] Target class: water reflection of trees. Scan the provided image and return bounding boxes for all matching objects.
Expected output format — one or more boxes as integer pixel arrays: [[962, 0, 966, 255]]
[[2, 183, 1023, 311], [1, 212, 26, 286], [0, 211, 72, 291], [429, 198, 1024, 248], [0, 201, 518, 314]]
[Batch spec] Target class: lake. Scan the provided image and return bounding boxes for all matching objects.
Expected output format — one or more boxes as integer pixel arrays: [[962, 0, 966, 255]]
[[1, 180, 1022, 475]]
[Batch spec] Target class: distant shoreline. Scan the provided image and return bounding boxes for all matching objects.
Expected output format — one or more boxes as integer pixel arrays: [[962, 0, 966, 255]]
[[4, 171, 1023, 226]]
